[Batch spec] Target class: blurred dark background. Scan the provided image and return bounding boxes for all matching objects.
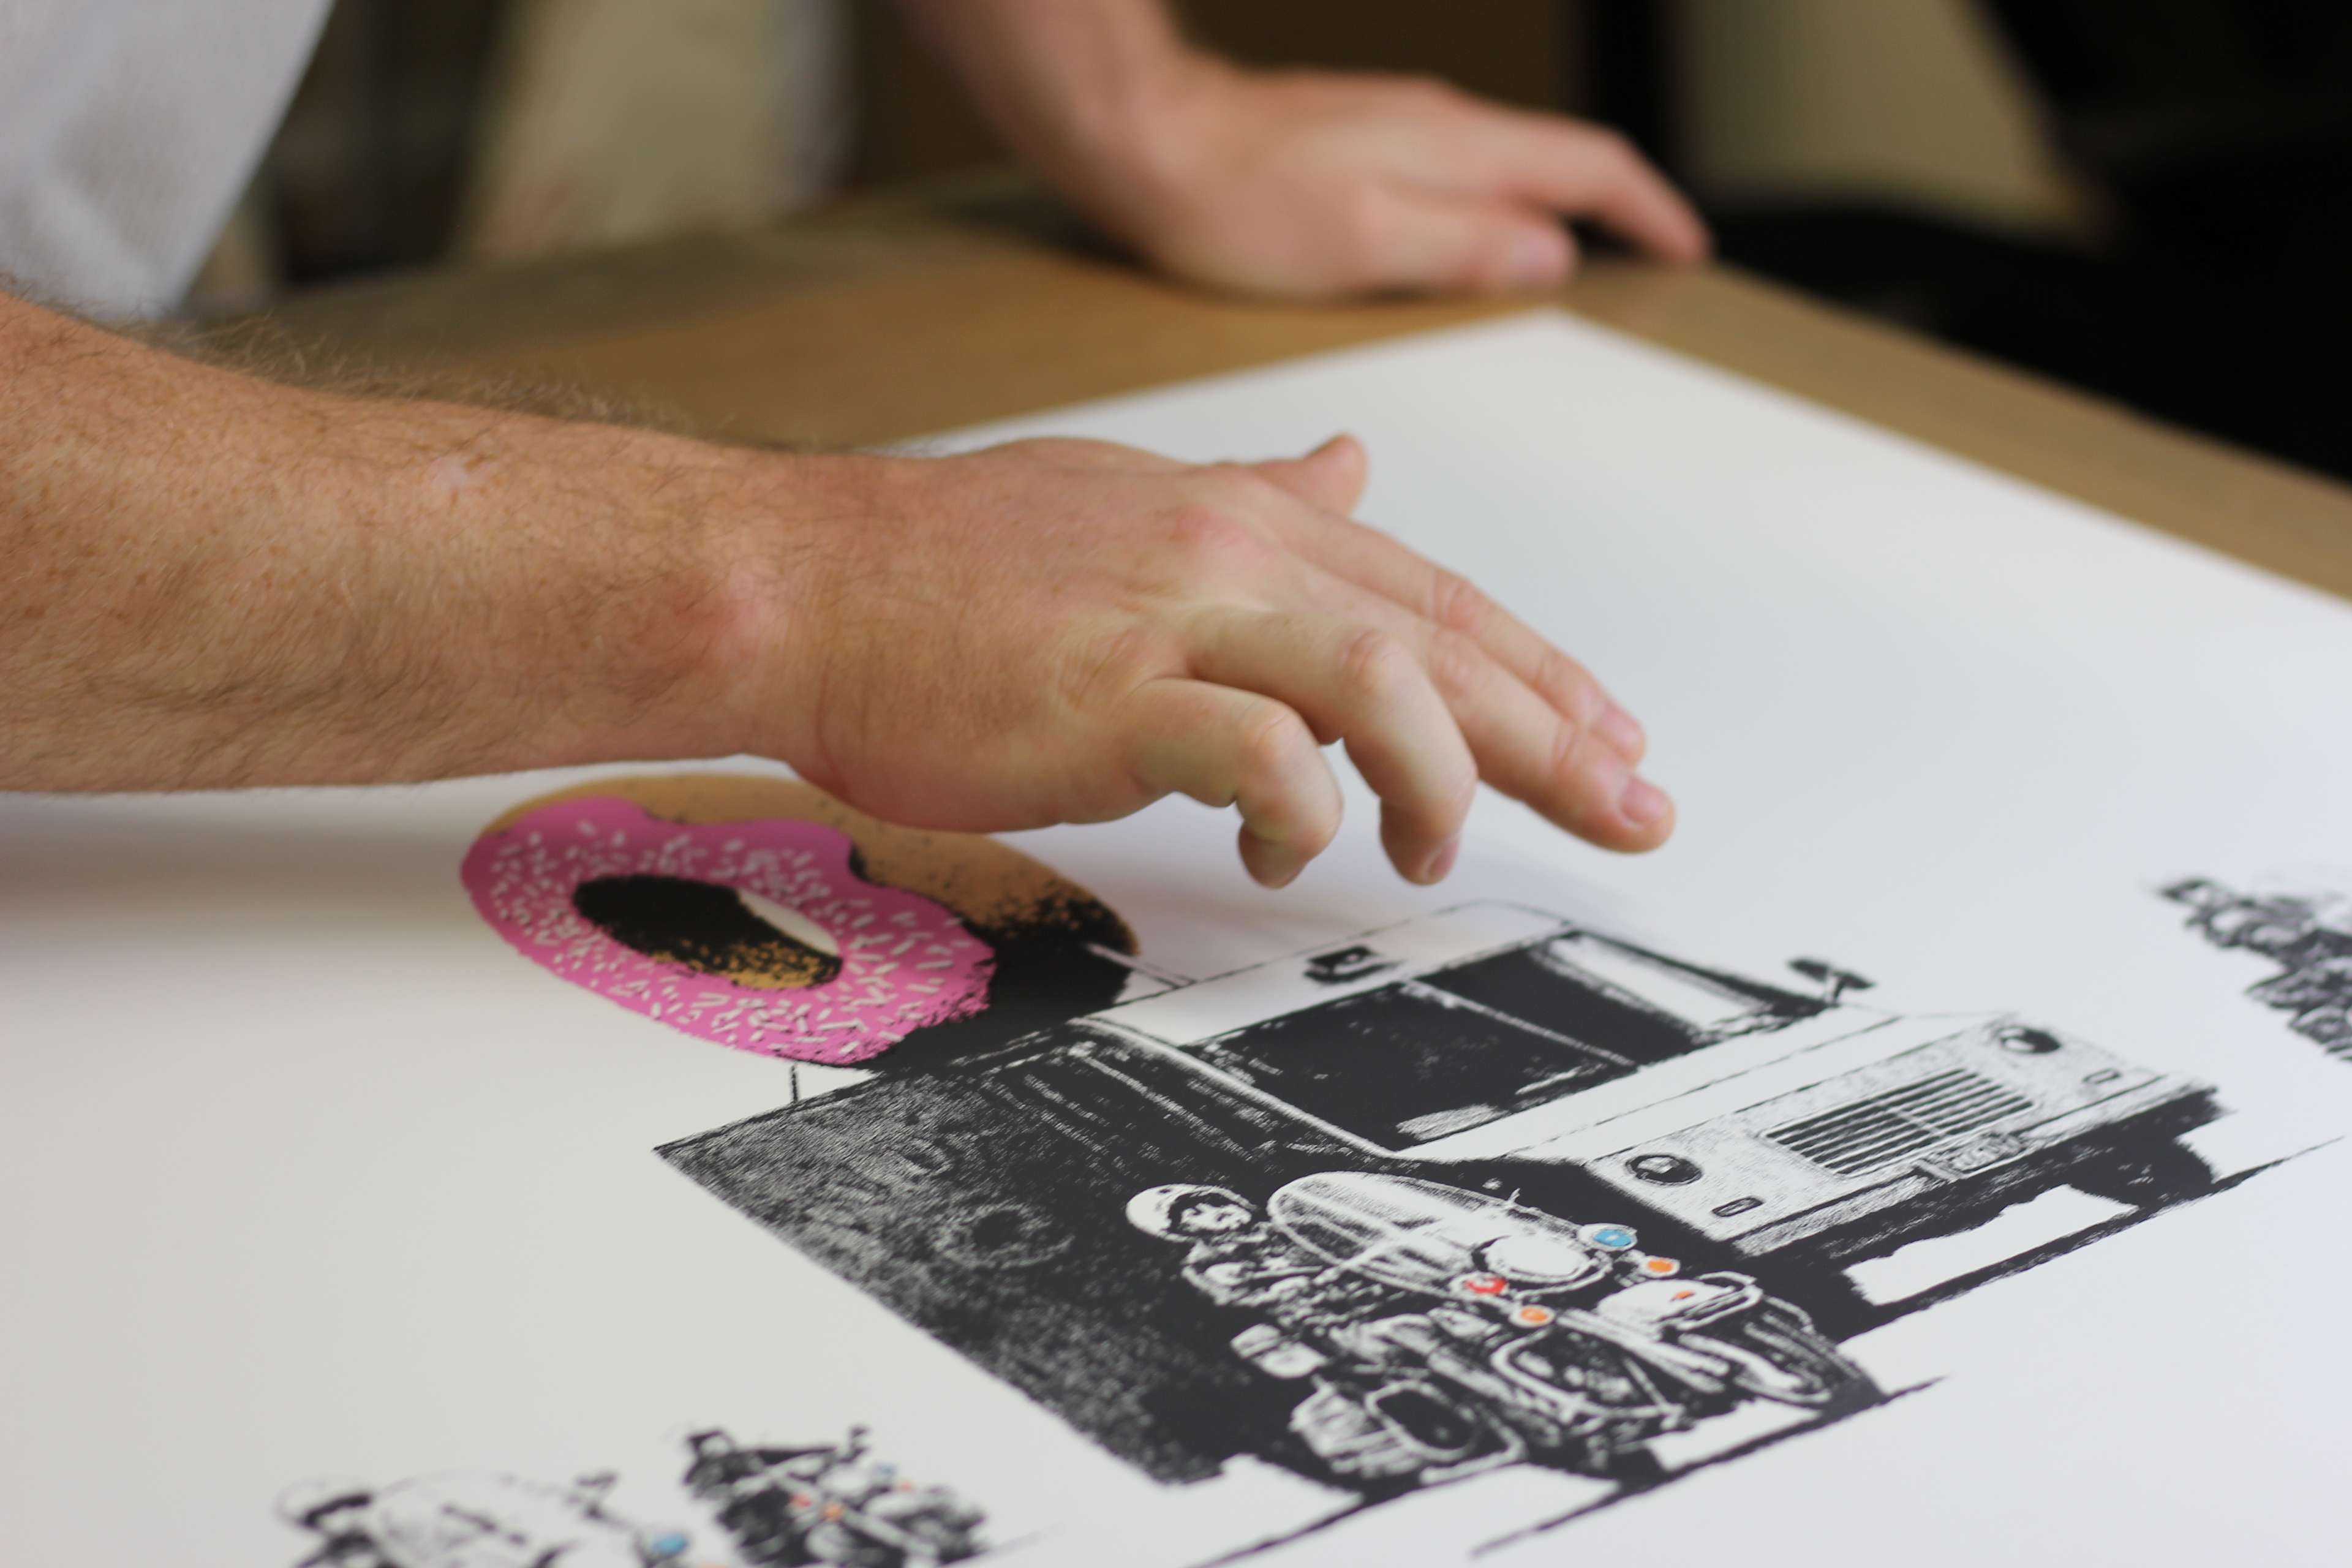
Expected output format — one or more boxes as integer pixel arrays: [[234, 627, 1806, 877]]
[[208, 0, 2350, 479]]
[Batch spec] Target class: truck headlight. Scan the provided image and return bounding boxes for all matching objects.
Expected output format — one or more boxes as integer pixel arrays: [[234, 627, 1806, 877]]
[[1996, 1025, 2063, 1054], [1627, 1153, 1702, 1185]]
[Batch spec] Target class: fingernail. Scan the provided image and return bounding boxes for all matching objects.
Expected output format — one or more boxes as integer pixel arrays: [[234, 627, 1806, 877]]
[[1420, 835, 1461, 884], [1596, 704, 1645, 758], [1507, 228, 1569, 289], [1620, 777, 1671, 827]]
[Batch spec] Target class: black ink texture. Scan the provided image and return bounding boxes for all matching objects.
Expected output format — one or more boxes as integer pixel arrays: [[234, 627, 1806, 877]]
[[661, 902, 2254, 1531], [276, 1469, 692, 1568], [2166, 876, 2352, 1057], [575, 874, 845, 988], [683, 1426, 988, 1566]]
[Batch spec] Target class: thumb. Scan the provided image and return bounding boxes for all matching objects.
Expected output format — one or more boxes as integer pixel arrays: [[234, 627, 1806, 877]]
[[1247, 434, 1370, 515]]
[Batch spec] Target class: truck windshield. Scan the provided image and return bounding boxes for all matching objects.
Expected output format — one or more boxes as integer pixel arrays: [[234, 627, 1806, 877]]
[[1431, 937, 1818, 1061], [1188, 933, 1825, 1149], [1193, 983, 1630, 1147]]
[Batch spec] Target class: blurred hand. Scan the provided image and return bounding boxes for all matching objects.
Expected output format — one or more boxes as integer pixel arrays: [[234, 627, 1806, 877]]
[[1057, 58, 1711, 298], [740, 434, 1672, 887], [900, 1, 1709, 300]]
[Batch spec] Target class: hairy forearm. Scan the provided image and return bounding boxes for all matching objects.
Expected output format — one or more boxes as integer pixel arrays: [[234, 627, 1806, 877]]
[[0, 294, 792, 791]]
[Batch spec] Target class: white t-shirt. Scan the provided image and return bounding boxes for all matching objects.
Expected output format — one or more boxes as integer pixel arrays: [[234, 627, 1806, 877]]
[[0, 0, 330, 316]]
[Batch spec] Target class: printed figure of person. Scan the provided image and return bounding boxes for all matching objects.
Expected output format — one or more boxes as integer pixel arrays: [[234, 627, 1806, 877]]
[[2166, 878, 2352, 1054], [1126, 1183, 1562, 1480], [1125, 1184, 1401, 1344]]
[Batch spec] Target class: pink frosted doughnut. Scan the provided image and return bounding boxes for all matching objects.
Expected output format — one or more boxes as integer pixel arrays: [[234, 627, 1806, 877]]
[[462, 796, 993, 1065]]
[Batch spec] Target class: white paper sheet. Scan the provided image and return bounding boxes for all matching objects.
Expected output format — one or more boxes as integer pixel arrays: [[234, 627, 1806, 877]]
[[6, 310, 2350, 1568]]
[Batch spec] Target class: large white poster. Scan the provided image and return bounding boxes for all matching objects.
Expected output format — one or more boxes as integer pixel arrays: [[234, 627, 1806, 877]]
[[6, 312, 2348, 1567]]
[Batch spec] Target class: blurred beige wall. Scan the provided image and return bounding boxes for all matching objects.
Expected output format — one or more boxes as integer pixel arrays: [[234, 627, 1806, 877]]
[[458, 0, 851, 263], [190, 0, 2095, 312], [1673, 0, 2084, 233]]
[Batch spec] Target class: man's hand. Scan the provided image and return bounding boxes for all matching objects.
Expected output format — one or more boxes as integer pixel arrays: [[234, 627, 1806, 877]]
[[1065, 59, 1710, 298], [2, 294, 1670, 888], [897, 0, 1709, 298], [745, 435, 1670, 887]]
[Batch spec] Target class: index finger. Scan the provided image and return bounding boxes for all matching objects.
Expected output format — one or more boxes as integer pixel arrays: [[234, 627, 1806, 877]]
[[1465, 113, 1709, 264], [1268, 506, 1648, 764]]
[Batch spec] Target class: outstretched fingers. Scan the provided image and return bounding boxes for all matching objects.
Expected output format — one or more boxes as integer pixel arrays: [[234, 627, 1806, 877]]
[[1474, 113, 1710, 265], [1299, 515, 1624, 734], [1185, 608, 1479, 883], [1117, 679, 1343, 888], [1280, 562, 1667, 849], [1259, 510, 1670, 835]]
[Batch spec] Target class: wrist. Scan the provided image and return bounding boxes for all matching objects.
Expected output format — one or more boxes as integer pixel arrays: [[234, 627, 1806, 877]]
[[659, 445, 888, 782], [321, 399, 793, 779]]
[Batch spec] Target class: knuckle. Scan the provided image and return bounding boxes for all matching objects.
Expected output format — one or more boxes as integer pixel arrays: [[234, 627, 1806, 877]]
[[1204, 464, 1287, 520], [1058, 624, 1159, 712], [1427, 568, 1493, 635], [1164, 505, 1262, 573], [1237, 702, 1311, 781], [1337, 625, 1411, 704], [1330, 181, 1393, 255], [1423, 627, 1490, 698], [1545, 717, 1594, 790]]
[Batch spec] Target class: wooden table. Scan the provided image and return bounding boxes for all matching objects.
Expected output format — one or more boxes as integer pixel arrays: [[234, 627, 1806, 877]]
[[263, 175, 2352, 603]]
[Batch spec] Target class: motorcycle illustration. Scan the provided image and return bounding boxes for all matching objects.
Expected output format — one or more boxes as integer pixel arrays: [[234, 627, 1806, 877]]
[[277, 1470, 692, 1568], [682, 1427, 987, 1567], [1140, 1172, 1878, 1490]]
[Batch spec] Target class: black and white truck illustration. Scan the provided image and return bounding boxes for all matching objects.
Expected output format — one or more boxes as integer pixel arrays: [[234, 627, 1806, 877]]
[[663, 902, 2230, 1494], [1077, 903, 2223, 1266]]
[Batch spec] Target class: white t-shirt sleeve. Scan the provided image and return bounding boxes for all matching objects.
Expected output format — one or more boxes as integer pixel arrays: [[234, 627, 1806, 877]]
[[0, 0, 331, 317]]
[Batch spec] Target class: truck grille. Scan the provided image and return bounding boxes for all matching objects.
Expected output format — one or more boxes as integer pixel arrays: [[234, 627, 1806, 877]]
[[1766, 1069, 2034, 1177]]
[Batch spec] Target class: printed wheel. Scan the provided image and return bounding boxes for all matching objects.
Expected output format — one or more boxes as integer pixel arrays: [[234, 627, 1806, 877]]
[[1288, 1381, 1507, 1490], [1582, 1439, 1667, 1488], [2293, 1005, 2352, 1052], [805, 1520, 902, 1568], [902, 1521, 984, 1566], [1702, 1304, 1879, 1413], [2067, 1139, 2217, 1208]]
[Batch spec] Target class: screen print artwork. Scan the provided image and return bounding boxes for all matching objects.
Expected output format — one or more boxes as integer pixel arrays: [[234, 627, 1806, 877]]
[[2165, 875, 2352, 1059], [275, 1425, 987, 1568], [464, 773, 1143, 1071], [465, 782, 2283, 1559]]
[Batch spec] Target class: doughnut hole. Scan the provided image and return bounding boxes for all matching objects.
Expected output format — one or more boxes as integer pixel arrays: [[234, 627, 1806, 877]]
[[571, 873, 843, 989]]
